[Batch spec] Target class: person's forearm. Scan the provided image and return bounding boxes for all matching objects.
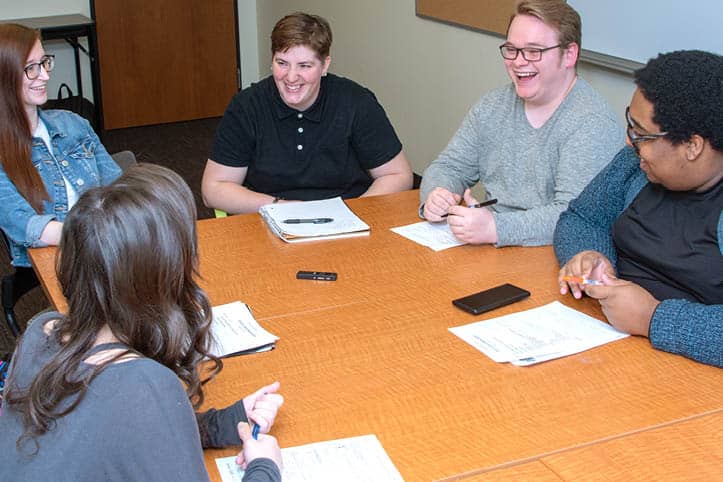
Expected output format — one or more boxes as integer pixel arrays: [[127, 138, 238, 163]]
[[362, 172, 412, 197], [202, 181, 276, 214], [650, 299, 723, 368]]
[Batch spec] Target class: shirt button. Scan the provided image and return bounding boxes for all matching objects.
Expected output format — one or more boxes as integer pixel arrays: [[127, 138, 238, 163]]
[[297, 144, 303, 150], [76, 179, 85, 186], [298, 127, 304, 133], [297, 113, 303, 119], [61, 160, 69, 167]]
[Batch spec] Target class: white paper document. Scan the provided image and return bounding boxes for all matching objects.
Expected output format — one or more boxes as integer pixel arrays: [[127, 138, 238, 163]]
[[216, 434, 404, 482], [259, 197, 370, 243], [449, 301, 629, 366], [390, 221, 466, 251], [208, 301, 279, 358]]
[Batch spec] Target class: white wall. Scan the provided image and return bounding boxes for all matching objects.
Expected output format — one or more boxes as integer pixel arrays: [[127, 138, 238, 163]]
[[0, 0, 93, 102], [237, 0, 259, 89], [254, 0, 636, 175]]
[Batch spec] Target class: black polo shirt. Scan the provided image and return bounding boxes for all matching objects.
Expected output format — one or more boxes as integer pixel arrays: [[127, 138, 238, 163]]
[[210, 74, 403, 201]]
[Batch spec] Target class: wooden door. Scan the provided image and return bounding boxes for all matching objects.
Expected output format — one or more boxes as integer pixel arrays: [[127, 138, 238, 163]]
[[92, 0, 238, 129]]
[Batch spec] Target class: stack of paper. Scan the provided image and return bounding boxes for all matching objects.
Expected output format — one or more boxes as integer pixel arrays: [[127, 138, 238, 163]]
[[449, 301, 629, 365], [259, 197, 370, 243], [208, 301, 279, 358], [216, 434, 404, 482], [391, 221, 466, 251]]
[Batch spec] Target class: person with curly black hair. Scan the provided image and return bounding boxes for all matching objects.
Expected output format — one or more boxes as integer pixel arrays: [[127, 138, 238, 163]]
[[554, 50, 722, 367]]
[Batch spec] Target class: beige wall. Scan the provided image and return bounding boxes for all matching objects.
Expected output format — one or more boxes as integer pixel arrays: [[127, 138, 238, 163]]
[[0, 1, 93, 102], [255, 0, 636, 175]]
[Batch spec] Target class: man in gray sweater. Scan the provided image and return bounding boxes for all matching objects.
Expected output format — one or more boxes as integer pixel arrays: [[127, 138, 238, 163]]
[[420, 0, 623, 247]]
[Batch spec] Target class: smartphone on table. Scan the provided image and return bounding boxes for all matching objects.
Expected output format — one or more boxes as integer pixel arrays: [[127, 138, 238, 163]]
[[452, 283, 530, 315]]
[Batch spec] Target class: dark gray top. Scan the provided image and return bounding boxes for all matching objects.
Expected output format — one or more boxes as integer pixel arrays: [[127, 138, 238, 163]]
[[0, 312, 281, 482]]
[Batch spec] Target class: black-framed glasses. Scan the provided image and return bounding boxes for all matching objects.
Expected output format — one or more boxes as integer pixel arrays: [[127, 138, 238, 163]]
[[24, 55, 55, 80], [499, 44, 561, 62], [625, 106, 668, 154]]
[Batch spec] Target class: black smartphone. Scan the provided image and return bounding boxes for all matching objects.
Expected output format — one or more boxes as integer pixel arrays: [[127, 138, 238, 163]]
[[452, 283, 530, 315]]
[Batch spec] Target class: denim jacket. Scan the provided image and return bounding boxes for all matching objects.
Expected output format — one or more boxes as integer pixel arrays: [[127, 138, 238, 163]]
[[0, 109, 121, 267]]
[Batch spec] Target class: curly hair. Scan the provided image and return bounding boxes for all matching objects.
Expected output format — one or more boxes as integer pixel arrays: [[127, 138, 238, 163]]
[[634, 50, 723, 151], [6, 163, 221, 452]]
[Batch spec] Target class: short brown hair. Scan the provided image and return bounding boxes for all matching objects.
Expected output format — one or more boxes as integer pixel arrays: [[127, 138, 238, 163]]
[[271, 12, 332, 60], [510, 0, 582, 50]]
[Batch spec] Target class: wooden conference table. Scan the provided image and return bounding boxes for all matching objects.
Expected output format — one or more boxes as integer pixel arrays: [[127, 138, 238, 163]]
[[29, 190, 722, 481]]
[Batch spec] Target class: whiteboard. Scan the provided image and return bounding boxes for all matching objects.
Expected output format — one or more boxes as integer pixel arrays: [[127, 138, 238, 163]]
[[569, 0, 723, 64]]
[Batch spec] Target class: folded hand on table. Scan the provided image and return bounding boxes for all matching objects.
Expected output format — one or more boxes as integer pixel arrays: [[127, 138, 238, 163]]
[[446, 188, 497, 245], [584, 274, 660, 337], [423, 187, 462, 222]]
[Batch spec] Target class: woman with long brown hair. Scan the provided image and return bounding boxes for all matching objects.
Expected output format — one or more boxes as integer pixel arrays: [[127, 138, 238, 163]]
[[0, 23, 120, 267], [0, 164, 283, 481]]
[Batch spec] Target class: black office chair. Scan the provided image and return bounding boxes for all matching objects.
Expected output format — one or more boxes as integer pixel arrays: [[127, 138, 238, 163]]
[[1, 151, 137, 338], [1, 230, 40, 338], [412, 172, 422, 189]]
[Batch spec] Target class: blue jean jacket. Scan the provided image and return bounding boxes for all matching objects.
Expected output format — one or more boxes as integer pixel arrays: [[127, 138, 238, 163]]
[[0, 109, 121, 267]]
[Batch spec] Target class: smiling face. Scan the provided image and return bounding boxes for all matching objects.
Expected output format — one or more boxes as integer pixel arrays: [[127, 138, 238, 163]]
[[272, 44, 330, 112], [504, 14, 576, 107], [22, 39, 49, 114]]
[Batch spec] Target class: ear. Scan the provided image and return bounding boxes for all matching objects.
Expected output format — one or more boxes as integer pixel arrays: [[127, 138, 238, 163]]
[[563, 42, 579, 68], [322, 56, 331, 75], [685, 134, 705, 161]]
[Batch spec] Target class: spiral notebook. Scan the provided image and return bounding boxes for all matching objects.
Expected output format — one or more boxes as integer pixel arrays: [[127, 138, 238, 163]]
[[258, 197, 370, 243]]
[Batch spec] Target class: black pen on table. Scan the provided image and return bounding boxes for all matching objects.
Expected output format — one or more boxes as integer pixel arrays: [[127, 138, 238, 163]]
[[283, 218, 333, 224], [441, 198, 497, 218]]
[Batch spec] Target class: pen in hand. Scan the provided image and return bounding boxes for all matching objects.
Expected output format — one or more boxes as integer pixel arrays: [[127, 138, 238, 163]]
[[251, 423, 260, 440], [562, 275, 603, 286], [441, 198, 497, 218], [283, 218, 334, 224]]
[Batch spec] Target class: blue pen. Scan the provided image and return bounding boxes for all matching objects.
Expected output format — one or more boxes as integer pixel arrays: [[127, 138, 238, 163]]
[[251, 423, 260, 440]]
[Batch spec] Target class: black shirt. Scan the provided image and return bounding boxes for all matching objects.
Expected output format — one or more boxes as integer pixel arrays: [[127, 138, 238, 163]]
[[612, 179, 723, 303], [210, 74, 403, 201]]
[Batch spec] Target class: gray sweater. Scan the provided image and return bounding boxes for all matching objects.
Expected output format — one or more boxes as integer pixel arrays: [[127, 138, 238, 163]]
[[420, 79, 623, 246], [0, 312, 281, 482]]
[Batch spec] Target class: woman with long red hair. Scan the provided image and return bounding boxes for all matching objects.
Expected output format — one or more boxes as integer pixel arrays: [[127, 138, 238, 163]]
[[0, 23, 121, 267]]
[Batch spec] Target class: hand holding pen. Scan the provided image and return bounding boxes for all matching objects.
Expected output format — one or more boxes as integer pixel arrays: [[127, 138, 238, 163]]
[[445, 188, 499, 244], [236, 422, 282, 469], [440, 197, 497, 218], [558, 250, 616, 299]]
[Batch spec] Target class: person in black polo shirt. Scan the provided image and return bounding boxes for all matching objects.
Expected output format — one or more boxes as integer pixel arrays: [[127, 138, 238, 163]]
[[202, 12, 413, 214]]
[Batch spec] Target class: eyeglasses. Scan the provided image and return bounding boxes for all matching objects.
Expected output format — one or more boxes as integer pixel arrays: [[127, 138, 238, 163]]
[[24, 55, 55, 80], [625, 106, 668, 155], [499, 44, 561, 62]]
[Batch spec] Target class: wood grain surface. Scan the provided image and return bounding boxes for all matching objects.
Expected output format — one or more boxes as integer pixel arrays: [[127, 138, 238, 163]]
[[29, 190, 723, 481]]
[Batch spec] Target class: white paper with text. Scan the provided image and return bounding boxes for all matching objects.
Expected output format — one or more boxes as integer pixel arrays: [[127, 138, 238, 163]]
[[449, 301, 628, 365], [216, 434, 404, 482], [208, 301, 278, 358], [390, 221, 465, 251]]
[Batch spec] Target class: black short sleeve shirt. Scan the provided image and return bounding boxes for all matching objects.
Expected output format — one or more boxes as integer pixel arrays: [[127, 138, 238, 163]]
[[612, 179, 723, 304], [210, 74, 403, 200]]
